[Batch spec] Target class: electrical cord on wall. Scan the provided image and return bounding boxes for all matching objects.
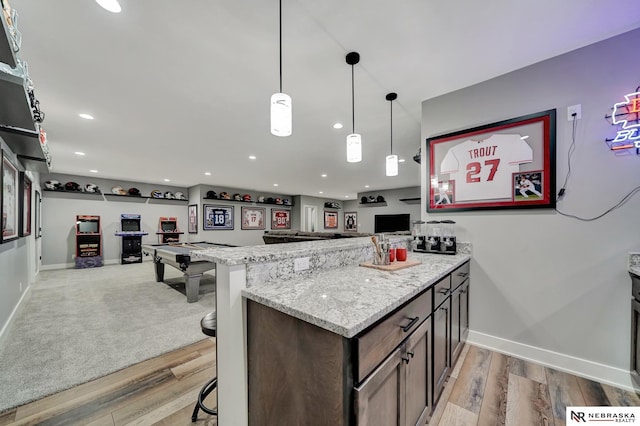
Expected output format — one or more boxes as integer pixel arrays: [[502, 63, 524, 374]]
[[555, 112, 640, 221]]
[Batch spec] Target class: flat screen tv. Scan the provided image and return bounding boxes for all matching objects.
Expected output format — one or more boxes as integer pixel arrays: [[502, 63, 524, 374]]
[[121, 219, 139, 232], [374, 214, 410, 233], [77, 220, 99, 234]]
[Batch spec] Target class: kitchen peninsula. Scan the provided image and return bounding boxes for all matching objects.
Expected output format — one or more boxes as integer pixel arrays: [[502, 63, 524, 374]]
[[192, 237, 471, 425]]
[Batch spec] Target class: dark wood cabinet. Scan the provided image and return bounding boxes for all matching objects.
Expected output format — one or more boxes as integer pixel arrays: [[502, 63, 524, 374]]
[[450, 269, 470, 367], [355, 317, 432, 426], [246, 260, 470, 425]]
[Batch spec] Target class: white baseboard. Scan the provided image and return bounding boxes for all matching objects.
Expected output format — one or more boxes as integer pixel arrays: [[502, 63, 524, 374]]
[[468, 330, 640, 393], [0, 285, 31, 348]]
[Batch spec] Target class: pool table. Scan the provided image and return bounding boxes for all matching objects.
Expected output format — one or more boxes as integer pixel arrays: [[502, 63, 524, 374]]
[[142, 241, 233, 303]]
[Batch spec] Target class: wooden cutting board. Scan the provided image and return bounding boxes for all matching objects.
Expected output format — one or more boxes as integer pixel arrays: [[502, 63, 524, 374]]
[[359, 259, 422, 271]]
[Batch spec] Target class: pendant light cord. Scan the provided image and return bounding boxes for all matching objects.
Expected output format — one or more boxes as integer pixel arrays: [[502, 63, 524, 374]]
[[390, 100, 393, 155], [279, 0, 283, 93], [351, 64, 355, 133]]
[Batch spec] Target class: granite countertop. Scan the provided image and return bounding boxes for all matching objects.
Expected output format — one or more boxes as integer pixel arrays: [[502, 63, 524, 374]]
[[242, 251, 471, 338], [191, 236, 407, 266], [629, 253, 640, 276]]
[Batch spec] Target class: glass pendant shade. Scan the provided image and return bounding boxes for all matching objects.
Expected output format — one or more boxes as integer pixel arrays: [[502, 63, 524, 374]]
[[346, 133, 362, 163], [386, 154, 398, 176], [270, 92, 292, 137]]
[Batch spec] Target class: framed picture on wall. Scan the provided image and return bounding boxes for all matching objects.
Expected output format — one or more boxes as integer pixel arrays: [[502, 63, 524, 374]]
[[344, 211, 357, 232], [426, 109, 556, 212], [188, 204, 198, 233], [1, 151, 19, 243], [19, 172, 32, 236], [324, 211, 338, 229], [241, 206, 266, 230], [203, 204, 234, 230], [271, 209, 291, 229], [35, 190, 42, 238]]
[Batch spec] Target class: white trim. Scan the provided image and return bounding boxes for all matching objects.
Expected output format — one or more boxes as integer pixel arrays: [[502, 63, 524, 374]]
[[468, 330, 640, 393], [0, 285, 31, 348], [41, 258, 124, 271]]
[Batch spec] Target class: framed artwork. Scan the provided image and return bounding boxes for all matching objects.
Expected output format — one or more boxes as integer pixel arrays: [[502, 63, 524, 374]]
[[426, 109, 556, 212], [324, 211, 338, 229], [1, 151, 19, 243], [19, 172, 32, 236], [271, 209, 291, 229], [241, 206, 266, 230], [203, 204, 234, 230], [188, 204, 198, 233], [35, 189, 42, 238], [344, 211, 357, 232]]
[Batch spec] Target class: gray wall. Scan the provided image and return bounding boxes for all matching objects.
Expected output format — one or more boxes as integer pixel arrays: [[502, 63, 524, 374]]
[[421, 28, 640, 386], [355, 186, 421, 234], [185, 184, 296, 246], [40, 173, 190, 268], [0, 142, 39, 341]]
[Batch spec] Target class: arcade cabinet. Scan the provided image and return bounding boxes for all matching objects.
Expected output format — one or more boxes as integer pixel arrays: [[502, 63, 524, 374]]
[[156, 216, 184, 243], [115, 214, 149, 264], [75, 215, 103, 268]]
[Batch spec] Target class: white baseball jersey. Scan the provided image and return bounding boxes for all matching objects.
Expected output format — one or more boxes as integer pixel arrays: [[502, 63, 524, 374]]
[[520, 179, 535, 191], [440, 134, 532, 202]]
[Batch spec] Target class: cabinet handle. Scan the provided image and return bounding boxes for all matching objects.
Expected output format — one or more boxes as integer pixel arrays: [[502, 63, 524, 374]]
[[401, 316, 420, 332], [457, 272, 469, 278], [402, 351, 415, 364], [438, 288, 450, 295]]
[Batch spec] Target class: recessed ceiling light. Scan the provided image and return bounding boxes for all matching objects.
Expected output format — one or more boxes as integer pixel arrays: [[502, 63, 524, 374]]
[[321, 174, 327, 178], [78, 113, 94, 120], [204, 172, 211, 176], [164, 179, 170, 182], [319, 191, 324, 194], [345, 195, 349, 198], [333, 123, 343, 129], [249, 155, 257, 160], [89, 170, 98, 173], [95, 0, 121, 13], [364, 185, 370, 188], [74, 151, 86, 156], [398, 158, 405, 163], [273, 183, 279, 187]]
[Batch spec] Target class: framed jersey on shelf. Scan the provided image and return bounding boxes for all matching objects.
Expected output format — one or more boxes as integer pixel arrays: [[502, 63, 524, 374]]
[[426, 109, 556, 212]]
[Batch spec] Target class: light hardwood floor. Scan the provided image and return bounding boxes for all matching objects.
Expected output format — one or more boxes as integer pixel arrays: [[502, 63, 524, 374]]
[[0, 340, 638, 426]]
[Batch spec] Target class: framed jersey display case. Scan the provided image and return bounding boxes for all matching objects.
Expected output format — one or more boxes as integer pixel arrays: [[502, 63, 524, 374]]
[[426, 109, 556, 212]]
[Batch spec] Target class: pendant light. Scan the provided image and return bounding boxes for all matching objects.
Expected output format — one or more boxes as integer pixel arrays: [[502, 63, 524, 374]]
[[346, 52, 362, 163], [385, 92, 398, 176], [270, 0, 291, 137]]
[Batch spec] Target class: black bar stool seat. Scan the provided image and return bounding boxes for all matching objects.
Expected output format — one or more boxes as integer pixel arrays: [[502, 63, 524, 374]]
[[191, 312, 217, 422]]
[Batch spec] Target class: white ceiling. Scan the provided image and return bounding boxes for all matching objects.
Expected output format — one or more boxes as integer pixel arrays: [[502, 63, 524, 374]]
[[14, 0, 640, 199]]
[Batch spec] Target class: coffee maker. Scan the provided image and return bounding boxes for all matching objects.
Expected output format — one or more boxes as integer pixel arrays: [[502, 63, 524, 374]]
[[413, 220, 457, 255]]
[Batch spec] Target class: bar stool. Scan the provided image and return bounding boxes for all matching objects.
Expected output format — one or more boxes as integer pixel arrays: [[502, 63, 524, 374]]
[[191, 311, 217, 422]]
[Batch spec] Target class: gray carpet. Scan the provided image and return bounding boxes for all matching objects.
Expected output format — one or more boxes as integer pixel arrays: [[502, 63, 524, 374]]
[[0, 262, 216, 413]]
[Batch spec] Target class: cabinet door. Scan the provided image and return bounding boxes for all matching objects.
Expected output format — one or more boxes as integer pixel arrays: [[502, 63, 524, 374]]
[[355, 345, 406, 426], [460, 281, 469, 343], [404, 318, 431, 426], [432, 303, 449, 407], [633, 299, 640, 375], [450, 287, 462, 367]]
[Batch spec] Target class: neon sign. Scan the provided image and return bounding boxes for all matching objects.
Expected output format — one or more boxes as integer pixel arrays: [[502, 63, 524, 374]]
[[607, 88, 640, 154]]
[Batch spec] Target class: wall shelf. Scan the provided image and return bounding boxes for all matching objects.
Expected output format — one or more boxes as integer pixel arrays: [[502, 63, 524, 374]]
[[0, 12, 50, 172], [203, 197, 293, 208], [399, 197, 421, 205], [359, 201, 387, 207], [42, 189, 103, 200]]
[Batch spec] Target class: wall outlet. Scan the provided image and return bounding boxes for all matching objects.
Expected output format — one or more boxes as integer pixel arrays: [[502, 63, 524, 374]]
[[294, 257, 310, 272], [567, 104, 582, 121]]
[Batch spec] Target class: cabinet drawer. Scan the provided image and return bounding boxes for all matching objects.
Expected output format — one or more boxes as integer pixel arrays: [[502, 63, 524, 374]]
[[451, 261, 470, 289], [434, 275, 452, 308], [632, 273, 640, 301], [355, 288, 432, 383]]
